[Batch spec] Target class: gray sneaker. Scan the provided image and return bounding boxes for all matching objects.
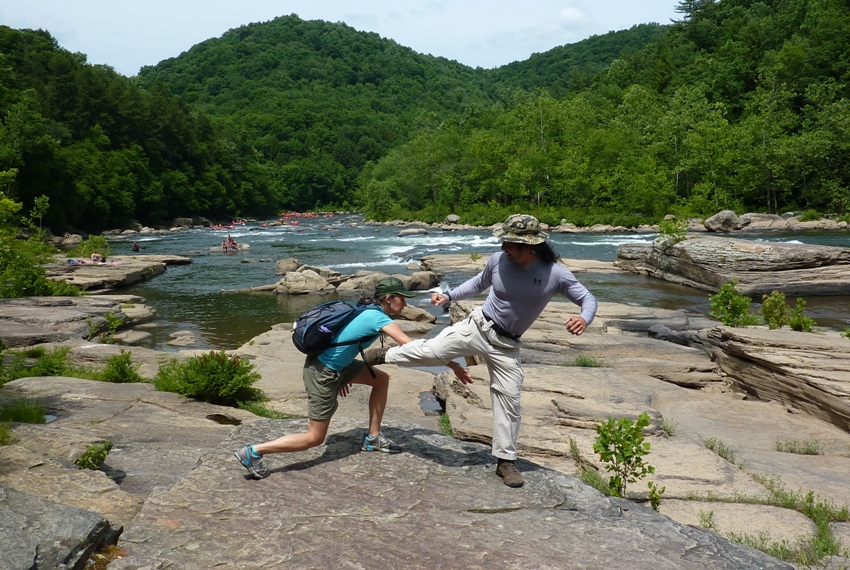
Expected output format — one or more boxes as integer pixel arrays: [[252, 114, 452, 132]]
[[361, 432, 402, 453], [234, 446, 270, 479]]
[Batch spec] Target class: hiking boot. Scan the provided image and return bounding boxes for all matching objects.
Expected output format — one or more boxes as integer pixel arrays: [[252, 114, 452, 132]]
[[496, 459, 524, 487], [363, 347, 388, 366], [361, 432, 402, 453], [233, 446, 270, 479]]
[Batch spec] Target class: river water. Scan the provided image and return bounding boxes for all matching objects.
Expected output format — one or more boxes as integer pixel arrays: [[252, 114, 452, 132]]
[[115, 214, 850, 352]]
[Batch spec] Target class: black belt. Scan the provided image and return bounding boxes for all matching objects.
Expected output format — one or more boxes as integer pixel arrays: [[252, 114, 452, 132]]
[[481, 311, 521, 341]]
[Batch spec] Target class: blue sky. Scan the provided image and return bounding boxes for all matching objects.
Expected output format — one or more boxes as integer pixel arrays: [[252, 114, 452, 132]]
[[2, 1, 682, 76]]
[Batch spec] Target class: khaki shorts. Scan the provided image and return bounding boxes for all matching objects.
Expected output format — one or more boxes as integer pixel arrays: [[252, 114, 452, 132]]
[[302, 355, 365, 421]]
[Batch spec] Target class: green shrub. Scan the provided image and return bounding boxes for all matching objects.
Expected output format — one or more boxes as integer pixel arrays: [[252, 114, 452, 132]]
[[2, 346, 71, 384], [656, 218, 688, 244], [709, 281, 761, 327], [799, 209, 821, 222], [153, 351, 263, 406], [0, 246, 79, 298], [789, 298, 816, 332], [842, 328, 850, 340], [592, 412, 655, 497], [761, 290, 789, 329], [74, 441, 112, 470], [71, 235, 111, 260], [0, 398, 46, 423], [101, 350, 143, 383]]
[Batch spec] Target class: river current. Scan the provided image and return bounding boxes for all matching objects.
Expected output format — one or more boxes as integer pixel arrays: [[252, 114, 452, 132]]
[[115, 214, 850, 352]]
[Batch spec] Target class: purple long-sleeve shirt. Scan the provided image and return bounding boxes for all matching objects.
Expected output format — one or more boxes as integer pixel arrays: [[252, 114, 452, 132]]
[[448, 251, 598, 338]]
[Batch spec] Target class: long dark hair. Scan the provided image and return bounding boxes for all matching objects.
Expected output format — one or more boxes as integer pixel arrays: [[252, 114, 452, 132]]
[[532, 241, 560, 264]]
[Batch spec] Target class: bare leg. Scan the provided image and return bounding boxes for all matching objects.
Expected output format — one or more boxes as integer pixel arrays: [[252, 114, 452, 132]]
[[253, 418, 330, 455], [349, 366, 390, 437]]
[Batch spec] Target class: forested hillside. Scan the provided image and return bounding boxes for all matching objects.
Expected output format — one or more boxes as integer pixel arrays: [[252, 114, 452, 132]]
[[0, 14, 656, 232], [486, 24, 668, 96], [5, 2, 847, 233], [359, 0, 850, 226], [135, 15, 496, 210], [0, 27, 275, 232]]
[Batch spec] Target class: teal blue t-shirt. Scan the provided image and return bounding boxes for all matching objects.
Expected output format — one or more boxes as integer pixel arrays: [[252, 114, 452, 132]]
[[318, 307, 393, 371]]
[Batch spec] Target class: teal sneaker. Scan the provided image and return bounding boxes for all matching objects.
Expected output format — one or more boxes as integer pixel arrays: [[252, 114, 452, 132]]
[[361, 432, 402, 453], [233, 446, 270, 479]]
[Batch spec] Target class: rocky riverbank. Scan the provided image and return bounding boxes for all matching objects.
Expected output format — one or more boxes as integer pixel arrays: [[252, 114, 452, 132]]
[[3, 243, 850, 568]]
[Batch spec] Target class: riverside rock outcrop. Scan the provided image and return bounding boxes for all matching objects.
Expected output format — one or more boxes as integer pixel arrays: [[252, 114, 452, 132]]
[[657, 326, 850, 433], [615, 236, 850, 296], [4, 252, 850, 568], [0, 294, 156, 348], [43, 254, 191, 292]]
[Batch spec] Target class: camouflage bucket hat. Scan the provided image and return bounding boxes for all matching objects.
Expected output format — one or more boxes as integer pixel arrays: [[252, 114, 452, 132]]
[[492, 214, 548, 245]]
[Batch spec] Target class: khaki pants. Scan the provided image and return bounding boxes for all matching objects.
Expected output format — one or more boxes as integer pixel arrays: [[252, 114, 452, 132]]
[[385, 308, 523, 460]]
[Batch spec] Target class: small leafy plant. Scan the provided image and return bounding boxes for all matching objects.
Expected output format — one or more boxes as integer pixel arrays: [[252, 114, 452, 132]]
[[75, 441, 113, 470], [709, 281, 760, 327], [656, 217, 688, 245], [789, 298, 816, 332], [153, 351, 263, 406], [843, 328, 850, 340], [760, 290, 789, 329], [647, 481, 666, 511], [101, 350, 143, 383], [592, 412, 655, 497]]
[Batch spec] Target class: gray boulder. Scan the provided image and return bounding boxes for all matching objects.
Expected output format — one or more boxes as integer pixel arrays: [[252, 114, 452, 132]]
[[0, 485, 120, 570], [704, 210, 739, 232]]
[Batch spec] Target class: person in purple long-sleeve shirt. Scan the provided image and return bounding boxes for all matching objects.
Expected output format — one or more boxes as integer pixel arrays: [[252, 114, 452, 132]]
[[366, 214, 598, 487]]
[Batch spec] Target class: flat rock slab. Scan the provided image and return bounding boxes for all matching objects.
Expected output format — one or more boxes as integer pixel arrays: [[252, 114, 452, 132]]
[[0, 377, 259, 528], [111, 417, 791, 570], [44, 254, 191, 291], [0, 294, 156, 348], [420, 253, 618, 277], [616, 237, 850, 296]]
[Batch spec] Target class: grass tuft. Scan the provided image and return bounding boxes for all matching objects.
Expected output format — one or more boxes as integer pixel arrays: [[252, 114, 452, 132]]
[[0, 398, 47, 423], [560, 354, 608, 367], [775, 438, 823, 455]]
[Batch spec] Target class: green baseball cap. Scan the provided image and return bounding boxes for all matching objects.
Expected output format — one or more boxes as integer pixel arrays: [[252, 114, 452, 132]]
[[374, 276, 417, 297]]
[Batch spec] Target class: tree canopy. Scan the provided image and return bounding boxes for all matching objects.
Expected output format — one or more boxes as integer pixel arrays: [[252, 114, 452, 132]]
[[4, 3, 850, 232]]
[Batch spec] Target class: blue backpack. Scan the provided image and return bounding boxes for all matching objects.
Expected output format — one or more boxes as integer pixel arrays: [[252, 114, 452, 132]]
[[291, 300, 381, 356]]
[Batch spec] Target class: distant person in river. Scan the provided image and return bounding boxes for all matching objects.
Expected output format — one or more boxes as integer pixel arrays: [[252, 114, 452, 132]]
[[363, 214, 598, 488], [233, 277, 472, 480], [132, 241, 140, 252]]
